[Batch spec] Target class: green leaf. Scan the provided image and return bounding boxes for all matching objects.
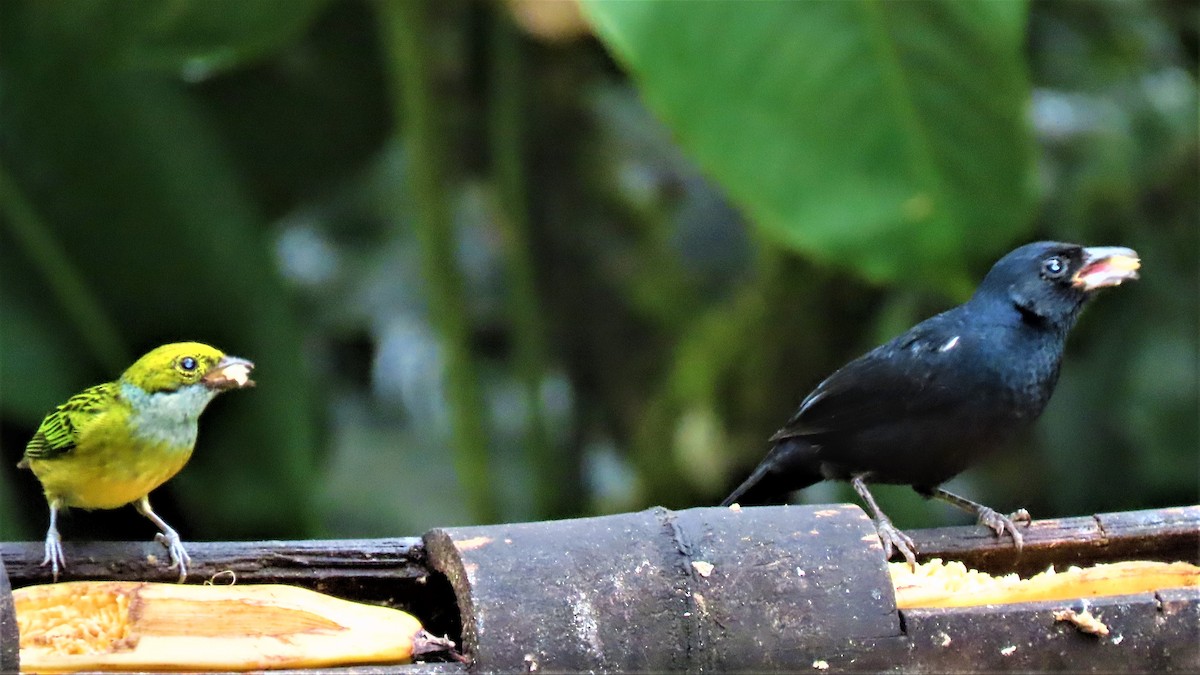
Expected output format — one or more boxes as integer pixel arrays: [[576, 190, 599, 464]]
[[0, 0, 329, 75], [583, 0, 1036, 292], [0, 279, 95, 425], [121, 0, 332, 75]]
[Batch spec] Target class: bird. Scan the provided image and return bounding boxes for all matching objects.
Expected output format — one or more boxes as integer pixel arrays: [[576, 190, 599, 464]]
[[722, 242, 1140, 566], [18, 342, 255, 581]]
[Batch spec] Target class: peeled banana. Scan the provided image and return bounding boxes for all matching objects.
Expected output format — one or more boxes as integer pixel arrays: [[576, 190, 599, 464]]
[[891, 559, 1200, 609], [15, 581, 454, 672]]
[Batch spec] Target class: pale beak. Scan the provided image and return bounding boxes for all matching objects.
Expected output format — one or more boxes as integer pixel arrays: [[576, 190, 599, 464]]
[[1072, 246, 1141, 291], [202, 356, 256, 390]]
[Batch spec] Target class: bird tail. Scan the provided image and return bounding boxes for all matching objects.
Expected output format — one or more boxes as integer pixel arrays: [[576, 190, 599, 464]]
[[720, 438, 823, 506]]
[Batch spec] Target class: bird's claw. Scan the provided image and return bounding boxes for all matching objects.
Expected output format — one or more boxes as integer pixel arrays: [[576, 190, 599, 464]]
[[875, 519, 918, 570], [977, 506, 1030, 549], [41, 530, 65, 581], [154, 530, 191, 582]]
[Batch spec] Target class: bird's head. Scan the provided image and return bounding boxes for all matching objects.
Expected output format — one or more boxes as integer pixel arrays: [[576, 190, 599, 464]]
[[120, 342, 256, 394], [976, 241, 1140, 329]]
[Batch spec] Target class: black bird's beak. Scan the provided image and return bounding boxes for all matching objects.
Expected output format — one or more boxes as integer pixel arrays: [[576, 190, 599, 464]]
[[202, 356, 256, 390], [1072, 246, 1141, 291]]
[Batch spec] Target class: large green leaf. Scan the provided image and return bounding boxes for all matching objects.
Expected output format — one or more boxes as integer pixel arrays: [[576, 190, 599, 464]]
[[583, 0, 1036, 291]]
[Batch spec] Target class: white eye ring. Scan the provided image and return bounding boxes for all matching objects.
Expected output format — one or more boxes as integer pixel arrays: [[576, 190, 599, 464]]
[[1042, 256, 1066, 278]]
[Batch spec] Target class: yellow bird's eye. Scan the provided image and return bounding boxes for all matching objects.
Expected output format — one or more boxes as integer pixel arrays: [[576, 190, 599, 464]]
[[179, 357, 198, 372]]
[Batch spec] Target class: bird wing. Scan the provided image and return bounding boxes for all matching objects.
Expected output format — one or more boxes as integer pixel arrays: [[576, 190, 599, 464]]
[[21, 382, 120, 463], [770, 321, 967, 442]]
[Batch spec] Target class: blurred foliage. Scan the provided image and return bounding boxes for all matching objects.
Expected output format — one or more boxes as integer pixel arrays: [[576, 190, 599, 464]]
[[0, 0, 1195, 543]]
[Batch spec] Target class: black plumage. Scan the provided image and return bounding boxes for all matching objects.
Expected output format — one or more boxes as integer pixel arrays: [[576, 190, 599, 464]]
[[722, 242, 1141, 565]]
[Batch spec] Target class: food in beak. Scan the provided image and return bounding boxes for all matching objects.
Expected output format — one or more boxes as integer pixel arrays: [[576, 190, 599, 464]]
[[203, 357, 256, 389], [1072, 247, 1140, 291]]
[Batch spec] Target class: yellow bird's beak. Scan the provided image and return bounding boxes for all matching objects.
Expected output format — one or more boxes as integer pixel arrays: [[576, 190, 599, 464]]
[[202, 356, 256, 390]]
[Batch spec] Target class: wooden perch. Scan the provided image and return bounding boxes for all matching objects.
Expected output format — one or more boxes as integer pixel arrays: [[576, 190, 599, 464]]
[[910, 505, 1200, 576], [0, 537, 427, 583], [0, 558, 16, 673], [1, 505, 1196, 673]]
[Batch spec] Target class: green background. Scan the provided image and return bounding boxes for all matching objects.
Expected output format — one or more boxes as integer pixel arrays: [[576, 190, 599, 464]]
[[1, 0, 1195, 543]]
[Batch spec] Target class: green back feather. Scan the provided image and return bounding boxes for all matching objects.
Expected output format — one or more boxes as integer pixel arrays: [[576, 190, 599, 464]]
[[21, 382, 120, 463]]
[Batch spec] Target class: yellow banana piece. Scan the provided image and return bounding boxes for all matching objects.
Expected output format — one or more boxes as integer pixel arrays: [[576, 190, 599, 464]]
[[891, 559, 1200, 609], [16, 581, 453, 671]]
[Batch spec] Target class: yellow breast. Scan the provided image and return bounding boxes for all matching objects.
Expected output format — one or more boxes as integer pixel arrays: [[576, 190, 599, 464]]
[[27, 406, 195, 510]]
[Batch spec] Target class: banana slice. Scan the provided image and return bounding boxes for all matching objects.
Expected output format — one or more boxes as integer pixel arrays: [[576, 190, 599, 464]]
[[16, 581, 454, 672]]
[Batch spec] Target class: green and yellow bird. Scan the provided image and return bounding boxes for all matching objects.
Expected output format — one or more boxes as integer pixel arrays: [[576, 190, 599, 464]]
[[18, 342, 255, 580]]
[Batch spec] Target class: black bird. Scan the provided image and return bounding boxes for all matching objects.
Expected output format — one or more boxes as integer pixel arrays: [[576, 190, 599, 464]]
[[722, 242, 1140, 565]]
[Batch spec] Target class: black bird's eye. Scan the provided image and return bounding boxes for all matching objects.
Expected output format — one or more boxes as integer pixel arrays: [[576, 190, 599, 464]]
[[179, 357, 198, 372], [1042, 256, 1067, 279]]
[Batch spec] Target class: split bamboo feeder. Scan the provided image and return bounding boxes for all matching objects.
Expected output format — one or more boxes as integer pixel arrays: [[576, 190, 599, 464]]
[[1, 504, 1197, 672]]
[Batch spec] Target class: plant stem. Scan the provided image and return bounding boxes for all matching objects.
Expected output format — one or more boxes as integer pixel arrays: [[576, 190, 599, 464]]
[[0, 160, 129, 372], [488, 11, 569, 517], [377, 0, 498, 523]]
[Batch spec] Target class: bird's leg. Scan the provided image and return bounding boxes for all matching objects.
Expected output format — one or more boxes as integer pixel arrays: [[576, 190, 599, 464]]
[[851, 476, 917, 570], [41, 499, 66, 581], [929, 487, 1031, 548], [134, 495, 191, 582]]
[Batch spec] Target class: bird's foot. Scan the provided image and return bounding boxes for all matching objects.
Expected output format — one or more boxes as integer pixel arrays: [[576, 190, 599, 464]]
[[40, 530, 65, 581], [976, 506, 1031, 549], [874, 518, 918, 571], [154, 530, 192, 582]]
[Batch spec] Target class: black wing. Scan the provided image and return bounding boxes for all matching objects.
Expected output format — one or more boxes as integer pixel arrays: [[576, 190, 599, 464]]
[[770, 316, 969, 442]]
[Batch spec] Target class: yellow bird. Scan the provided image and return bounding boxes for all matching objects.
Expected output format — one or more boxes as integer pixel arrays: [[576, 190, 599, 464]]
[[19, 342, 255, 580]]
